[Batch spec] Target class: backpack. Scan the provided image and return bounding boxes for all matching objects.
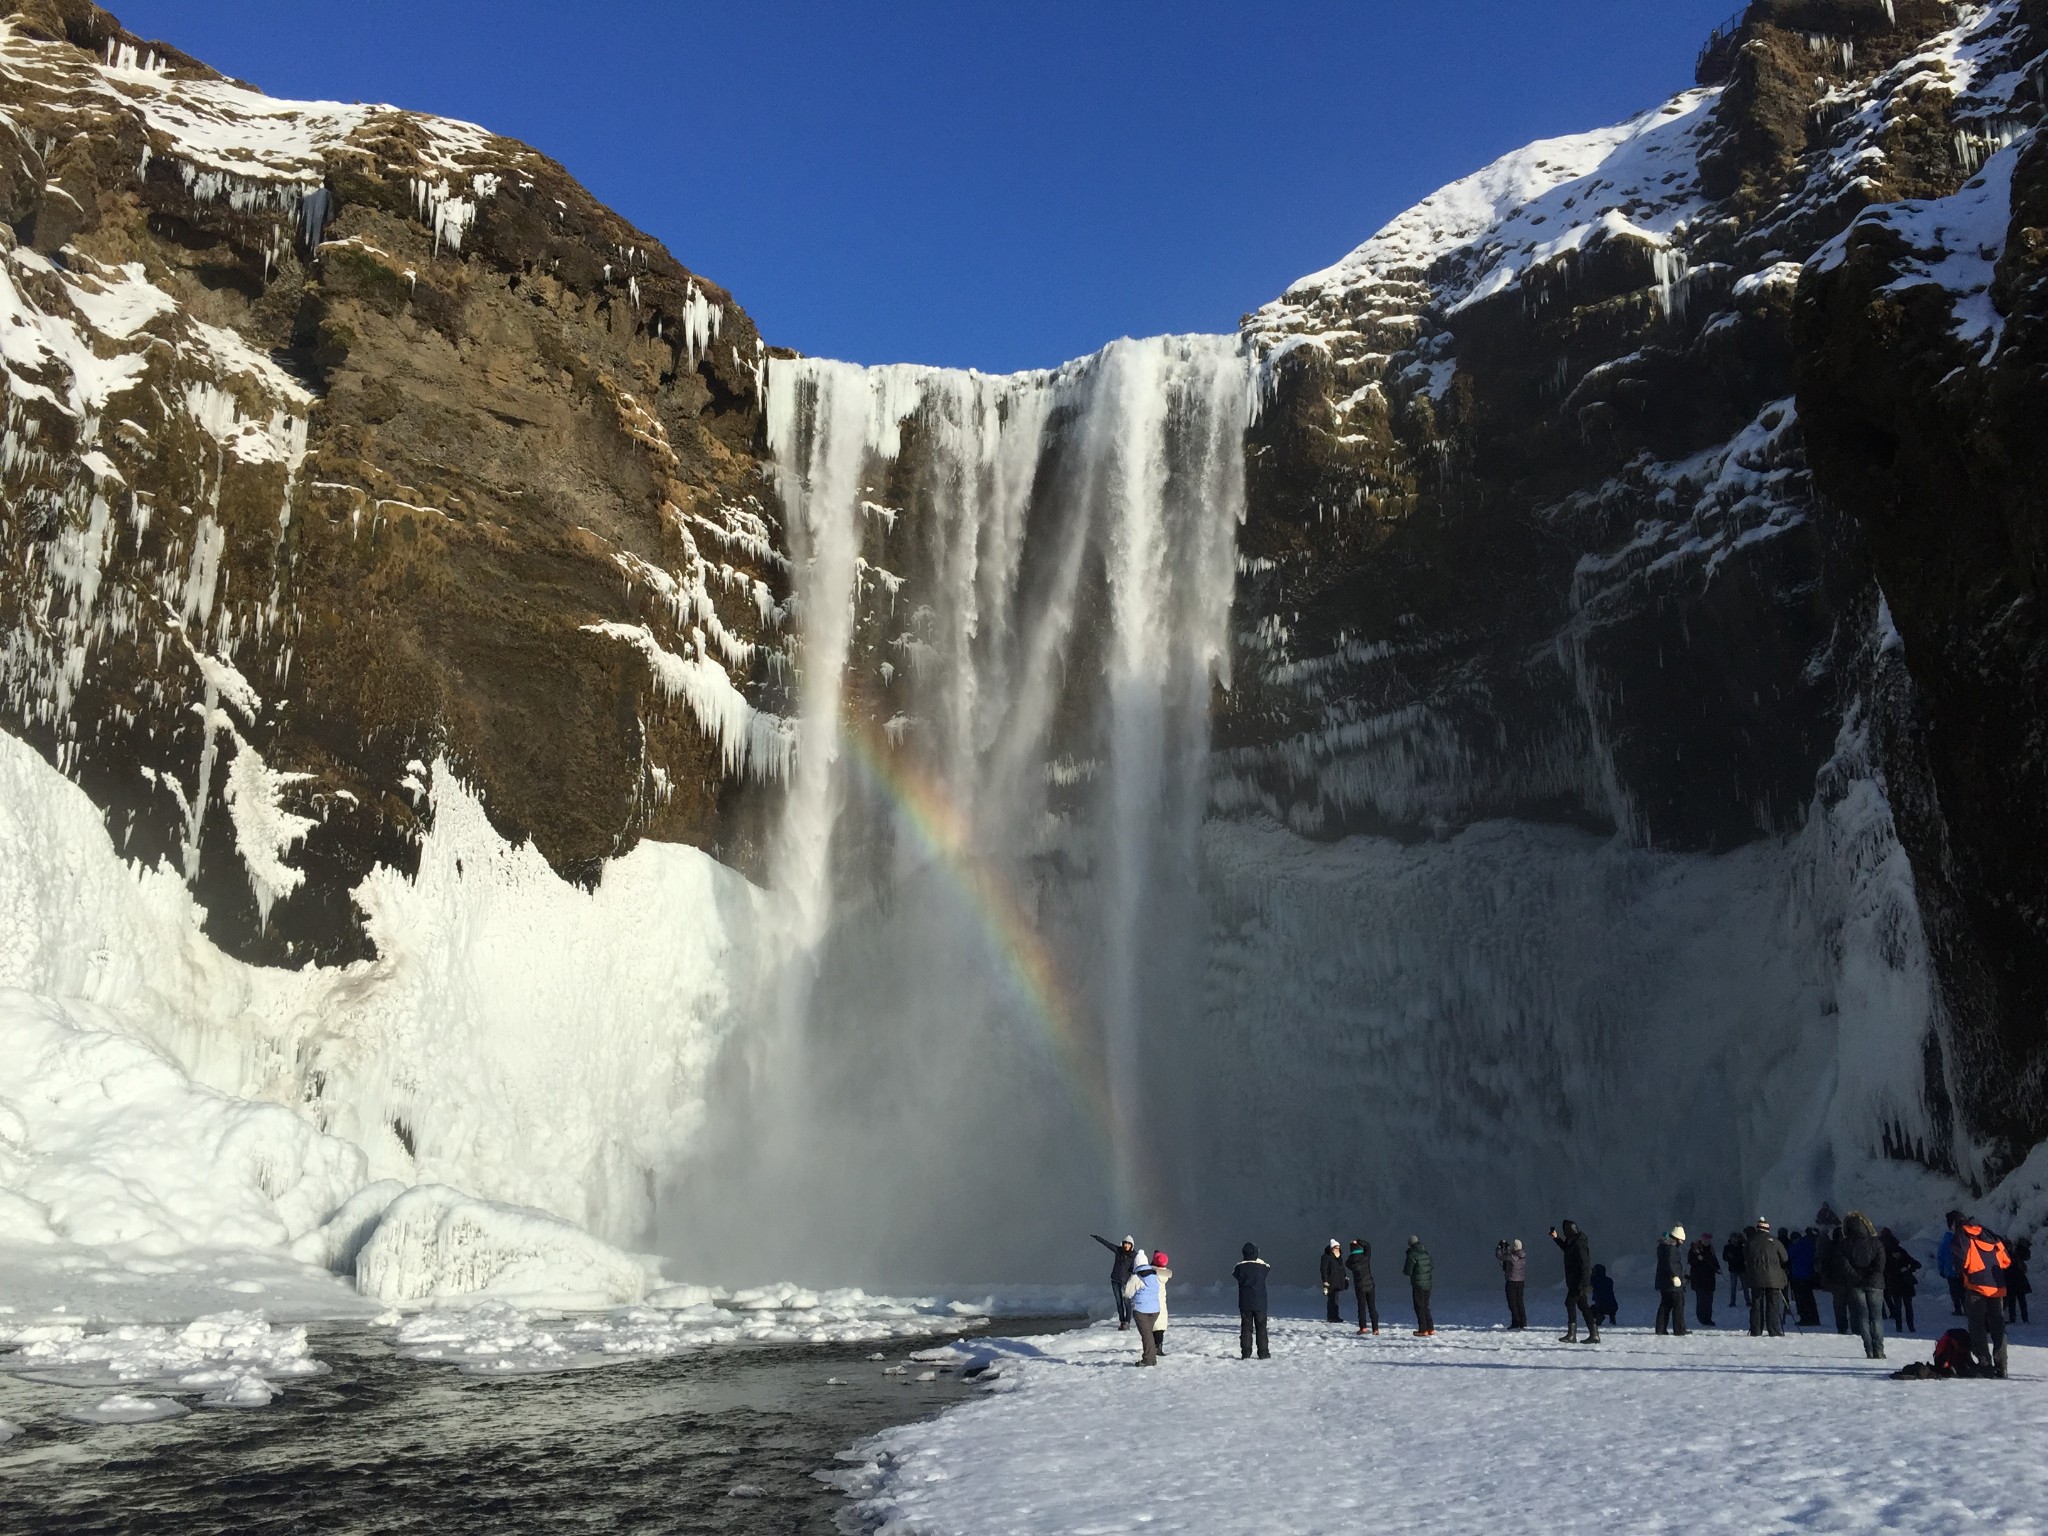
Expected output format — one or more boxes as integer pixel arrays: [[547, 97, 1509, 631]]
[[1960, 1227, 2012, 1298]]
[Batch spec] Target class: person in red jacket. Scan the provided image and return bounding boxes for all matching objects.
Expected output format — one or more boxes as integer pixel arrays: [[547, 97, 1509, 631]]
[[1957, 1217, 2012, 1378]]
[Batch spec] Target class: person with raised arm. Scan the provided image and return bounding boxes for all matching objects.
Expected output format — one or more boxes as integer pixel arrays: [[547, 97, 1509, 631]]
[[1091, 1233, 1138, 1331], [1495, 1238, 1528, 1329], [1550, 1221, 1599, 1343], [1319, 1238, 1349, 1323]]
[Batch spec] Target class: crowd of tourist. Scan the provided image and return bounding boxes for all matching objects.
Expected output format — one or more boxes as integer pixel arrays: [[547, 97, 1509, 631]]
[[1094, 1206, 2031, 1378]]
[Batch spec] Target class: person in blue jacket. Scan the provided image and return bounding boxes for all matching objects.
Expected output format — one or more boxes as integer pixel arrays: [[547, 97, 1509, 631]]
[[1123, 1251, 1168, 1367], [1936, 1209, 1965, 1316], [1787, 1228, 1820, 1325], [1234, 1242, 1271, 1359]]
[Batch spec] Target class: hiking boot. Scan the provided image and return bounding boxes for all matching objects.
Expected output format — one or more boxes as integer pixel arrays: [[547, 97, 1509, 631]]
[[1560, 1333, 1578, 1342], [1371, 1326, 1379, 1335], [1584, 1332, 1601, 1344]]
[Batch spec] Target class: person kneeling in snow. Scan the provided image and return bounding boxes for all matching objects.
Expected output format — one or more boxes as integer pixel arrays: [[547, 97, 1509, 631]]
[[1590, 1264, 1620, 1329], [1124, 1251, 1170, 1366], [1892, 1327, 1993, 1379], [1235, 1243, 1271, 1359]]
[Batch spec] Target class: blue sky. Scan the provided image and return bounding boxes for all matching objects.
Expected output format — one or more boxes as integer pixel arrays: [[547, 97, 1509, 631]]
[[119, 2, 1738, 371]]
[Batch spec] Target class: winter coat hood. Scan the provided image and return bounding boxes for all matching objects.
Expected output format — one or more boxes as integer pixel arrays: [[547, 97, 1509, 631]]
[[1242, 1242, 1259, 1260]]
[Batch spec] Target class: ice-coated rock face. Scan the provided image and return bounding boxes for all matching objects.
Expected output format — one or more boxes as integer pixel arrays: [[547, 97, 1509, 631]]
[[1231, 0, 2048, 1192], [0, 0, 784, 971], [353, 1184, 652, 1307]]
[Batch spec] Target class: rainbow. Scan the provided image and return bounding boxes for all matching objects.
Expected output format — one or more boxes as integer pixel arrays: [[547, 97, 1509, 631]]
[[834, 717, 1141, 1195]]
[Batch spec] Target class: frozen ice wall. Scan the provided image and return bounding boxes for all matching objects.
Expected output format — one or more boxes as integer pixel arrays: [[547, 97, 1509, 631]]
[[664, 337, 1252, 1286]]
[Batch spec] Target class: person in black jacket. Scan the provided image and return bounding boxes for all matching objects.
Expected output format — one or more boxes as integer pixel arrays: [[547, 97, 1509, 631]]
[[1745, 1218, 1790, 1337], [1654, 1226, 1689, 1336], [1093, 1234, 1138, 1330], [1234, 1242, 1271, 1359], [1346, 1238, 1379, 1334], [2005, 1238, 2032, 1325], [1550, 1220, 1600, 1343], [1723, 1230, 1749, 1309], [1838, 1211, 1887, 1359], [1688, 1234, 1720, 1327], [1816, 1206, 1850, 1335], [1881, 1227, 1921, 1334], [1319, 1238, 1349, 1323]]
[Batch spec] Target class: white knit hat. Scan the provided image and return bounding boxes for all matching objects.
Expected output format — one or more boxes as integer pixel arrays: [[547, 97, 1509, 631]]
[[1671, 1224, 1687, 1241]]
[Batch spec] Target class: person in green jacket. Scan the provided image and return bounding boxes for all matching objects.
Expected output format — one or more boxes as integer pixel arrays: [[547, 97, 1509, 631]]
[[1403, 1236, 1436, 1335]]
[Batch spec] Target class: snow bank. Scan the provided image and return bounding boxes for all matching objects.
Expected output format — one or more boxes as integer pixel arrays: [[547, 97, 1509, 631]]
[[2, 1310, 321, 1410], [354, 1185, 652, 1308], [839, 1303, 2048, 1534], [386, 1289, 991, 1375], [0, 726, 771, 1249], [0, 989, 365, 1254]]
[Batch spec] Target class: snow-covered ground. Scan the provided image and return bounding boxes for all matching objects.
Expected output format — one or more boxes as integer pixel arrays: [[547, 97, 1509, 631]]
[[838, 1292, 2048, 1535]]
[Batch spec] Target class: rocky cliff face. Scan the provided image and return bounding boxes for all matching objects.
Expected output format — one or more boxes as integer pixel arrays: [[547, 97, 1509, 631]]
[[0, 0, 786, 971], [2, 0, 2045, 1200], [1232, 0, 2046, 1184]]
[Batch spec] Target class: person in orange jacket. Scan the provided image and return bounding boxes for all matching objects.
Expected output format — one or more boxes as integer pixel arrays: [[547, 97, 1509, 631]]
[[1957, 1217, 2013, 1378]]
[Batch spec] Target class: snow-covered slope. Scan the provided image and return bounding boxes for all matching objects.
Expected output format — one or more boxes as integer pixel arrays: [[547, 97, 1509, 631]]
[[0, 725, 771, 1288]]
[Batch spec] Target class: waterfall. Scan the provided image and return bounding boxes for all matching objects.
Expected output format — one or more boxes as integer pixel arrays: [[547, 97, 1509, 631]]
[[666, 335, 1251, 1285]]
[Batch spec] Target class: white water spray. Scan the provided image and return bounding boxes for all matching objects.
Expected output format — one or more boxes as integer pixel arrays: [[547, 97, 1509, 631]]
[[669, 335, 1250, 1284]]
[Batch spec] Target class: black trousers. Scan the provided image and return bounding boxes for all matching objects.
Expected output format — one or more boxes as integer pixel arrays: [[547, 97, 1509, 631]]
[[1113, 1282, 1131, 1327], [1325, 1287, 1344, 1322], [1948, 1276, 1966, 1315], [1790, 1279, 1819, 1325], [1412, 1285, 1434, 1331], [2004, 1291, 2031, 1324], [1693, 1280, 1715, 1326], [1354, 1286, 1379, 1330], [1830, 1286, 1850, 1334], [1563, 1287, 1600, 1339], [1884, 1289, 1915, 1333], [1966, 1291, 2009, 1376], [1656, 1284, 1688, 1335], [1239, 1309, 1269, 1359], [1505, 1280, 1526, 1328], [1749, 1287, 1785, 1336]]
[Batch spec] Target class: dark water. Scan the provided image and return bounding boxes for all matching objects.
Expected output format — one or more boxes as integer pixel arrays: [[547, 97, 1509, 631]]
[[0, 1319, 1077, 1535]]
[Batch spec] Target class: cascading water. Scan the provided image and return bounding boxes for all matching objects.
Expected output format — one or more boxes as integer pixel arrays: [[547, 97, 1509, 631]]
[[665, 336, 1251, 1286]]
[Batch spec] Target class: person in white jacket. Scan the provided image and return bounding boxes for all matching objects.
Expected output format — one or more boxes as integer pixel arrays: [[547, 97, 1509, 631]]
[[1122, 1250, 1173, 1365]]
